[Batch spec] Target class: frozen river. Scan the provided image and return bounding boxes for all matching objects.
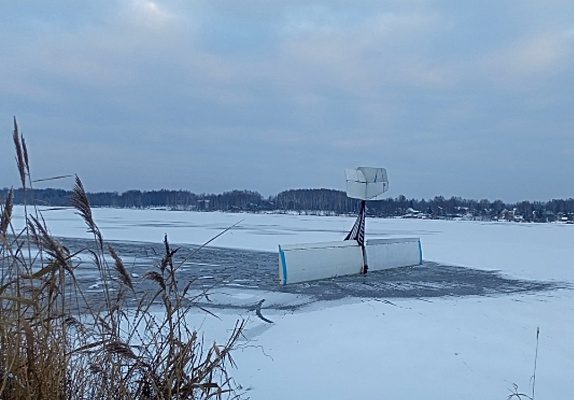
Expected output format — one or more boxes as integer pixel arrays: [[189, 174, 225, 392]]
[[10, 206, 574, 399], [59, 237, 563, 308]]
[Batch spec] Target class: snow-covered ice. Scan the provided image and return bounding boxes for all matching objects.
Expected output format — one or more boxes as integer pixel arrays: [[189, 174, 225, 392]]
[[11, 206, 574, 399]]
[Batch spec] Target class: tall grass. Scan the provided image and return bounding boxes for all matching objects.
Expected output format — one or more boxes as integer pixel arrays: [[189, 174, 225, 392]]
[[0, 119, 245, 399]]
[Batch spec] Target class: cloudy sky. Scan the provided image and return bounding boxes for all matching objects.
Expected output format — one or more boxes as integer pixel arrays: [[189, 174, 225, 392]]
[[1, 1, 573, 201]]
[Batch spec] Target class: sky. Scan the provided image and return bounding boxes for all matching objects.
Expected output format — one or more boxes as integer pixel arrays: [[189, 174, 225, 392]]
[[1, 1, 573, 202]]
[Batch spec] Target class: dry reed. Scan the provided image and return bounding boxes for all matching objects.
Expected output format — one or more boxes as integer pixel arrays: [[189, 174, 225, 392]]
[[0, 118, 245, 399]]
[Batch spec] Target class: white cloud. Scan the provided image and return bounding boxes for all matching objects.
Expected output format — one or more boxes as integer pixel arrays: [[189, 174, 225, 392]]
[[126, 0, 176, 28], [482, 31, 573, 83], [274, 9, 451, 96], [2, 1, 574, 199]]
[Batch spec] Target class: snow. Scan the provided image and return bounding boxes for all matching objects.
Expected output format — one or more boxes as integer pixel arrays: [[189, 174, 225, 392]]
[[12, 206, 574, 282], [10, 206, 574, 399]]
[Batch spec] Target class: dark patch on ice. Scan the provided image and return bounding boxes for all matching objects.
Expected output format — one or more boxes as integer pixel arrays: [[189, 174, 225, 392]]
[[279, 263, 561, 301], [50, 237, 566, 305]]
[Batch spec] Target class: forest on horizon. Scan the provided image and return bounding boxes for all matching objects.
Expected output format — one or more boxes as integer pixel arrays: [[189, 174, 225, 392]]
[[2, 187, 574, 223]]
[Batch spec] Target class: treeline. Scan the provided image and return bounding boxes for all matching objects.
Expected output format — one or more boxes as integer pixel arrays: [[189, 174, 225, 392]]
[[0, 188, 266, 211], [2, 187, 574, 222]]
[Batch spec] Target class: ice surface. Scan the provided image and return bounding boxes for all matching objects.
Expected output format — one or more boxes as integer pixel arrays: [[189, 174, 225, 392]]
[[11, 206, 574, 282], [10, 206, 574, 399]]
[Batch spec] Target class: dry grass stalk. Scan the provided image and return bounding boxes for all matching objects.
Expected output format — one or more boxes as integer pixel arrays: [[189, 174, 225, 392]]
[[108, 245, 133, 292], [12, 117, 27, 189], [0, 119, 245, 399], [0, 189, 13, 237], [71, 175, 103, 247]]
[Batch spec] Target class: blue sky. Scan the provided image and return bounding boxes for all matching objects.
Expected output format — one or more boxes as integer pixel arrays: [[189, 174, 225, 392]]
[[1, 1, 573, 201]]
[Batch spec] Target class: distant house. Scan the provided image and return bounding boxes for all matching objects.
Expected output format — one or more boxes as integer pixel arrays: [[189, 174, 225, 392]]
[[402, 207, 425, 219]]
